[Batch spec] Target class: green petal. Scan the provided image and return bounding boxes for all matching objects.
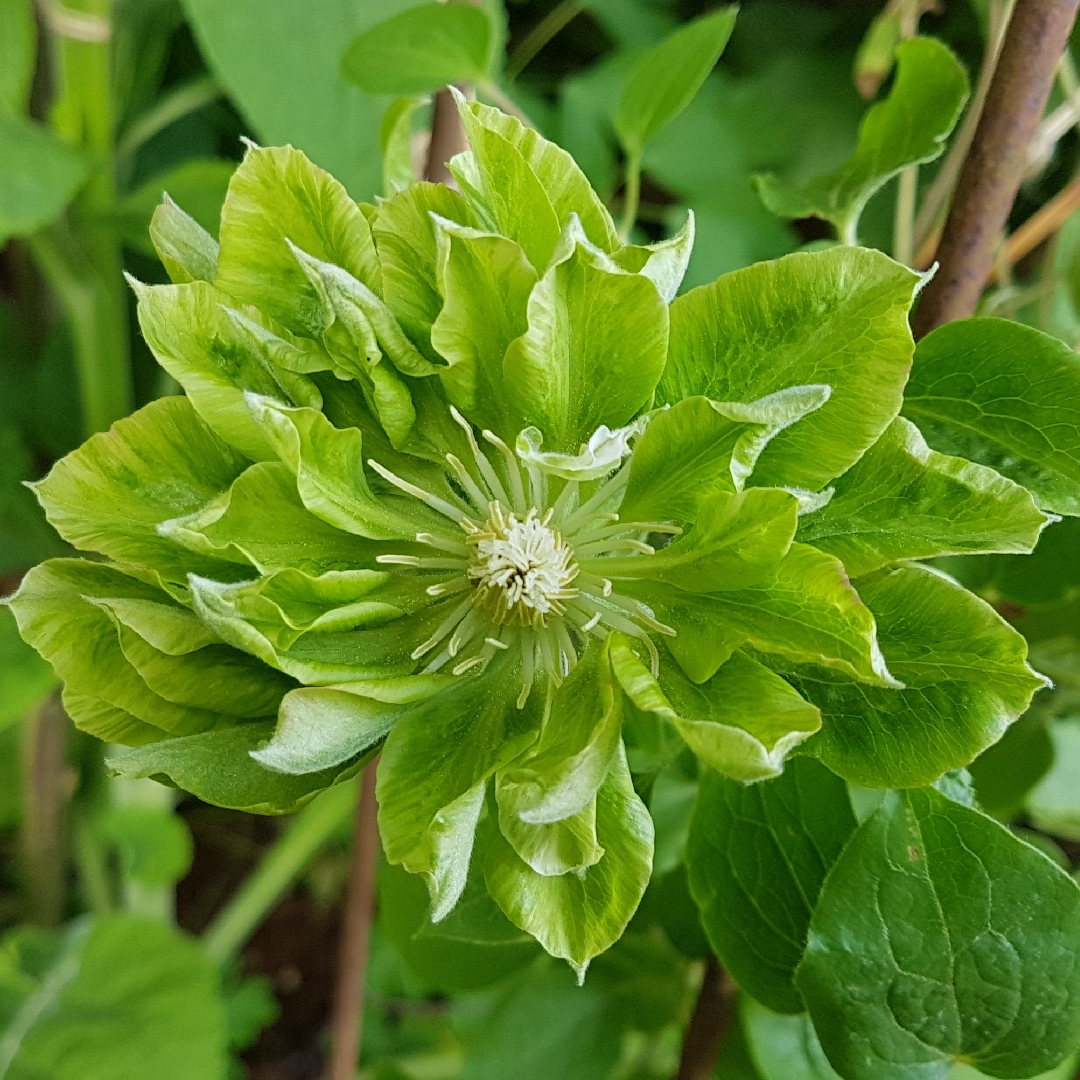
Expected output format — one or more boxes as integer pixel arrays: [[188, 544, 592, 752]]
[[32, 396, 250, 583], [620, 387, 830, 523], [496, 782, 604, 877], [661, 246, 920, 490], [431, 217, 537, 439], [795, 565, 1048, 787], [595, 487, 797, 593], [484, 742, 652, 977], [215, 142, 381, 337], [798, 416, 1051, 575], [502, 216, 668, 452], [612, 210, 694, 303], [149, 194, 218, 284], [796, 787, 1080, 1079]]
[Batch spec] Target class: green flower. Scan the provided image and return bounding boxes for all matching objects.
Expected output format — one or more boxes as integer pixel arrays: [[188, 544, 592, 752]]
[[8, 96, 1054, 974]]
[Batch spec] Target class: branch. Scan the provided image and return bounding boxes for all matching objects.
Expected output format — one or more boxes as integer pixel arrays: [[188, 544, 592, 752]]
[[325, 758, 380, 1080], [676, 956, 737, 1080], [912, 0, 1080, 338]]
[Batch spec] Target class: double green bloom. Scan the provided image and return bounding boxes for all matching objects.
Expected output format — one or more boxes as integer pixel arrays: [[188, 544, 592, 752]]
[[9, 95, 1053, 972]]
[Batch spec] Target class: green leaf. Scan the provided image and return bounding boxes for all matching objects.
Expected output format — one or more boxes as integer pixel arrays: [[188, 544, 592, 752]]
[[662, 246, 921, 490], [31, 396, 250, 583], [484, 743, 653, 977], [149, 195, 219, 284], [742, 996, 843, 1080], [452, 93, 620, 253], [798, 417, 1051, 576], [796, 786, 1080, 1079], [431, 218, 537, 438], [614, 7, 738, 158], [380, 96, 425, 195], [106, 722, 363, 815], [795, 565, 1047, 788], [903, 318, 1080, 516], [597, 487, 797, 594], [0, 114, 86, 243], [0, 915, 228, 1079], [215, 142, 381, 337], [0, 606, 56, 733], [969, 710, 1053, 821], [755, 38, 968, 243], [619, 387, 831, 524], [686, 758, 856, 1013], [0, 0, 35, 117], [502, 219, 668, 451], [1027, 718, 1080, 841], [106, 159, 234, 255], [98, 805, 194, 888], [342, 2, 492, 95]]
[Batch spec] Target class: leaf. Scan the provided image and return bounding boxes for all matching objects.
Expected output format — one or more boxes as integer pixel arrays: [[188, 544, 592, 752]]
[[614, 7, 738, 158], [98, 805, 194, 888], [484, 743, 653, 977], [686, 758, 857, 1013], [755, 38, 968, 243], [1027, 718, 1080, 841], [0, 0, 35, 117], [0, 114, 86, 243], [342, 2, 492, 95], [969, 710, 1053, 822], [106, 159, 235, 255], [794, 565, 1047, 788], [662, 246, 921, 491], [0, 606, 56, 733], [596, 487, 798, 594], [614, 209, 695, 302], [798, 417, 1050, 576], [903, 318, 1080, 516], [742, 996, 844, 1080], [106, 722, 363, 815], [0, 915, 228, 1080], [149, 195, 219, 284], [452, 93, 621, 253], [502, 219, 668, 451], [31, 396, 250, 582], [619, 387, 831, 524], [214, 142, 381, 337], [796, 786, 1080, 1079], [380, 96, 425, 195], [431, 218, 537, 438]]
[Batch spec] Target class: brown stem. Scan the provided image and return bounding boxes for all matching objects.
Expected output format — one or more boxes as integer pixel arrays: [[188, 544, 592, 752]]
[[424, 87, 469, 186], [676, 956, 737, 1080], [325, 758, 380, 1080], [21, 692, 76, 927], [912, 0, 1080, 338]]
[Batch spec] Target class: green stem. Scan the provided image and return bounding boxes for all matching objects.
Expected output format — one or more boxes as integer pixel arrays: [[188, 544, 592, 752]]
[[202, 780, 359, 966], [74, 816, 114, 915], [505, 0, 584, 80], [619, 151, 642, 243], [116, 75, 222, 161]]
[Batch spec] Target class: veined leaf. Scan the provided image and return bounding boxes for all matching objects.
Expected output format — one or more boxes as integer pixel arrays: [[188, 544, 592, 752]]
[[149, 195, 219, 284], [755, 38, 968, 244]]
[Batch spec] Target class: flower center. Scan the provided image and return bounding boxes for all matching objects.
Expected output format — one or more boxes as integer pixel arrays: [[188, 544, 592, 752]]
[[466, 505, 579, 626]]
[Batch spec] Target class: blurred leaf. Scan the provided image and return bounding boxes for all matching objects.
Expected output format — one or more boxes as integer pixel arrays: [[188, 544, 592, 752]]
[[979, 517, 1080, 607], [0, 719, 20, 829], [181, 0, 424, 200], [0, 605, 56, 734], [108, 158, 235, 254], [1027, 717, 1080, 841], [614, 7, 738, 159], [647, 763, 696, 875], [969, 709, 1054, 821], [0, 915, 228, 1079], [98, 804, 194, 887], [342, 3, 493, 95], [0, 0, 35, 117], [582, 0, 677, 50], [640, 863, 710, 959], [0, 114, 87, 243], [0, 427, 69, 577], [742, 995, 841, 1080], [756, 38, 968, 243], [220, 974, 279, 1053], [852, 8, 901, 100], [380, 96, 426, 195]]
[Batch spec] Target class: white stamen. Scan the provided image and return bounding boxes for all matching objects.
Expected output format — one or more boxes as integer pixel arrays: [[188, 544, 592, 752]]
[[367, 459, 468, 522]]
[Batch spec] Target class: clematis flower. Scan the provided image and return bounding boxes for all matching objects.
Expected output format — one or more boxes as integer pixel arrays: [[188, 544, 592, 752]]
[[8, 96, 1052, 975]]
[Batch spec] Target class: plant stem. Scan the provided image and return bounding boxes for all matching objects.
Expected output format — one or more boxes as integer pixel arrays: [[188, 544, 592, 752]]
[[111, 774, 177, 922], [985, 174, 1080, 283], [505, 0, 584, 80], [42, 0, 131, 434], [326, 759, 380, 1080], [675, 956, 736, 1080], [913, 0, 1080, 338], [115, 74, 221, 161], [893, 0, 920, 265], [911, 0, 1013, 262], [202, 779, 358, 966], [619, 151, 642, 243], [20, 694, 74, 927]]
